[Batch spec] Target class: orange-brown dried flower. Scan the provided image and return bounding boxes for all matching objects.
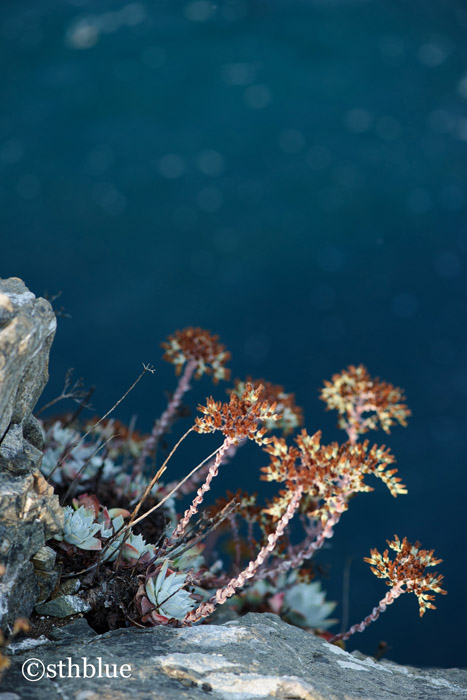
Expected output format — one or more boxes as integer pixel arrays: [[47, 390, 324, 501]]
[[161, 327, 231, 383], [364, 535, 446, 616], [231, 378, 303, 435], [261, 429, 406, 521], [195, 383, 279, 445], [320, 364, 411, 437]]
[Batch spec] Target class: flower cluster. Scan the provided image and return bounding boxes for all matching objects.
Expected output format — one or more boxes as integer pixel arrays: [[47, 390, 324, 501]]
[[231, 378, 303, 435], [195, 383, 279, 445], [330, 535, 446, 643], [320, 364, 411, 439], [261, 429, 406, 521], [161, 327, 231, 382], [38, 328, 444, 647], [364, 535, 446, 616]]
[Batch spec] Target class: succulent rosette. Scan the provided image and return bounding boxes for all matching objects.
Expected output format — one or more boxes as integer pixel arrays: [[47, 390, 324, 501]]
[[136, 560, 196, 624], [54, 505, 102, 551]]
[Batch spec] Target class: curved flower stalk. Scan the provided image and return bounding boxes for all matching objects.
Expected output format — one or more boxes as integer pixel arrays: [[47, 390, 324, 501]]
[[133, 327, 231, 476], [184, 485, 304, 624], [165, 439, 241, 498], [255, 429, 406, 581], [169, 378, 301, 506], [320, 365, 411, 443], [136, 560, 196, 624], [330, 536, 446, 643], [54, 505, 102, 551], [170, 383, 279, 542]]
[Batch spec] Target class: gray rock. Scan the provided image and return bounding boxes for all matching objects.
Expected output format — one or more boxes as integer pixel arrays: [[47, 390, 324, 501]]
[[35, 569, 60, 605], [47, 618, 96, 643], [56, 578, 80, 596], [0, 278, 56, 473], [31, 547, 56, 572], [0, 278, 63, 629], [1, 613, 466, 699], [35, 595, 91, 618], [0, 470, 64, 628]]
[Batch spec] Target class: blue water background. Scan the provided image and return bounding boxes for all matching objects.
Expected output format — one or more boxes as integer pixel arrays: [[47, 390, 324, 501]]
[[1, 0, 466, 668]]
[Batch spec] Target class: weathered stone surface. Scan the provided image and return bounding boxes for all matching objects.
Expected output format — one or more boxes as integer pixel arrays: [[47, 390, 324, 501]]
[[35, 569, 60, 605], [0, 278, 56, 473], [56, 579, 80, 597], [34, 595, 91, 618], [0, 278, 63, 629], [0, 471, 64, 627], [31, 547, 56, 572], [2, 613, 466, 699]]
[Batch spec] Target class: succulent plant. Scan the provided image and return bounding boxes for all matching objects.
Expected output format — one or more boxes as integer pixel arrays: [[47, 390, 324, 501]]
[[282, 579, 337, 630], [54, 505, 102, 551], [114, 471, 161, 504], [104, 528, 155, 565], [170, 544, 205, 572], [41, 420, 119, 488], [228, 572, 337, 631], [40, 349, 443, 649], [121, 532, 156, 565], [136, 560, 196, 623], [40, 446, 63, 482]]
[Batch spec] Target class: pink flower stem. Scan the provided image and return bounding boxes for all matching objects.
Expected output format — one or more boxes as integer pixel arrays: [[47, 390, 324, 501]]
[[346, 394, 377, 444], [253, 497, 347, 581], [132, 359, 197, 477], [184, 485, 304, 625], [169, 436, 235, 542], [330, 582, 405, 642], [165, 440, 240, 497]]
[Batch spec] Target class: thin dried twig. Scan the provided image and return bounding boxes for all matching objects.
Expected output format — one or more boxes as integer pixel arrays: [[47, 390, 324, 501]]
[[46, 364, 154, 484]]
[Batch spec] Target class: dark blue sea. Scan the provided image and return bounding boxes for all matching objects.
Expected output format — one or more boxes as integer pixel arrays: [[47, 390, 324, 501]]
[[2, 0, 466, 668]]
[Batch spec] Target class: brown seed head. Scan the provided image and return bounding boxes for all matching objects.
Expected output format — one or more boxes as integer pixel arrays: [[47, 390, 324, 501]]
[[261, 429, 406, 520], [231, 378, 303, 435], [162, 327, 231, 383], [364, 535, 446, 616], [195, 383, 279, 445], [320, 364, 411, 436]]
